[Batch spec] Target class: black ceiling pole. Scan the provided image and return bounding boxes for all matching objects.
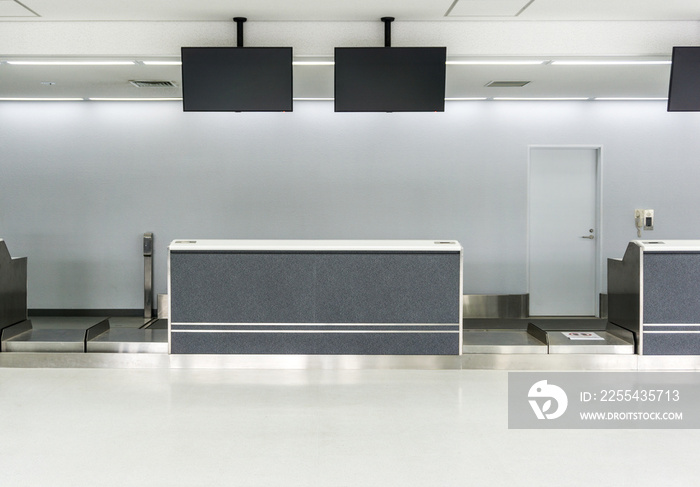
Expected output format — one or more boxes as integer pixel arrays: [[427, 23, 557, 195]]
[[381, 17, 394, 47], [233, 17, 247, 47]]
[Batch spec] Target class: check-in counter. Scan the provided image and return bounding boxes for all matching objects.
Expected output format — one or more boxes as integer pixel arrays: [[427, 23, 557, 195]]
[[0, 239, 27, 331], [168, 240, 463, 355], [609, 240, 700, 355]]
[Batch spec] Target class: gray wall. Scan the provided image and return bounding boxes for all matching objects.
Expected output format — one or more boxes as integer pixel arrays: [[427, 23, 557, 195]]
[[1, 100, 700, 309]]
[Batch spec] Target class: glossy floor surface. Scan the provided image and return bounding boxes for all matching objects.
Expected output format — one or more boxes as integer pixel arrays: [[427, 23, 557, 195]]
[[0, 368, 697, 486]]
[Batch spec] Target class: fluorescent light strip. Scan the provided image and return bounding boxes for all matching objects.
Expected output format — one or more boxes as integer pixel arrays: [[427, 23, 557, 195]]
[[493, 97, 590, 101], [4, 59, 670, 67], [446, 60, 545, 65], [296, 98, 489, 101], [292, 61, 335, 66], [88, 98, 182, 101], [445, 97, 488, 101], [0, 97, 84, 101], [595, 97, 668, 101], [551, 60, 671, 66], [7, 60, 135, 66], [141, 61, 182, 66], [0, 96, 670, 103]]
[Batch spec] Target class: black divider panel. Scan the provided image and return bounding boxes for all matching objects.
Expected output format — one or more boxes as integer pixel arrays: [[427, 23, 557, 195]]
[[170, 251, 460, 324], [643, 252, 700, 324]]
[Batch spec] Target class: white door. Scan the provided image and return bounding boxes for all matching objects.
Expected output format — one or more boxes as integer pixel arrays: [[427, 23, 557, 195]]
[[528, 147, 599, 316]]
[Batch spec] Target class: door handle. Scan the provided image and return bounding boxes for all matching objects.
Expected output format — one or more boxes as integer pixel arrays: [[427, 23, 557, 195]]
[[580, 235, 595, 239]]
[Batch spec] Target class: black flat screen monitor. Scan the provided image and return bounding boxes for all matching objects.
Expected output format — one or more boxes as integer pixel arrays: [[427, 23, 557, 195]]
[[334, 47, 446, 112], [668, 46, 700, 112], [181, 47, 292, 112]]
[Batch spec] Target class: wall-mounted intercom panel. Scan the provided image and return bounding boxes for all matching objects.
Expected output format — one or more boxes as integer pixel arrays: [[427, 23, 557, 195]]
[[635, 209, 654, 237]]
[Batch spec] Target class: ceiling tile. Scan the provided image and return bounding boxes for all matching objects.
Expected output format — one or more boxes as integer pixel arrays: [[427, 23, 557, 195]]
[[447, 0, 533, 17], [0, 1, 38, 17]]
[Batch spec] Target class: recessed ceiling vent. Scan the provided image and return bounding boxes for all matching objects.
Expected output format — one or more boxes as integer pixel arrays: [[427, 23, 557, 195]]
[[129, 80, 178, 88], [486, 81, 531, 88]]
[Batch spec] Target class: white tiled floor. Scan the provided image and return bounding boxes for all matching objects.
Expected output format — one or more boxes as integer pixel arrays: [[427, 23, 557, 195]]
[[0, 368, 698, 486]]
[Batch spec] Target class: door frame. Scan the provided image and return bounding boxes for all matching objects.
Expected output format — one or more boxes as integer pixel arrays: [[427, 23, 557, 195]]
[[526, 145, 604, 317]]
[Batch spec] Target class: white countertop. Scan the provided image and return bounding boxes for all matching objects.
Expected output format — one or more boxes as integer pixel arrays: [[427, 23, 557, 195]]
[[633, 240, 700, 252], [169, 239, 462, 252]]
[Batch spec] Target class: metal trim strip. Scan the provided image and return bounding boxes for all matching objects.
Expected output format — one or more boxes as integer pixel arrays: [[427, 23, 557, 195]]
[[0, 352, 663, 370], [169, 250, 461, 255], [170, 322, 460, 327], [171, 330, 460, 334], [644, 330, 700, 334], [644, 324, 700, 327], [171, 325, 459, 331]]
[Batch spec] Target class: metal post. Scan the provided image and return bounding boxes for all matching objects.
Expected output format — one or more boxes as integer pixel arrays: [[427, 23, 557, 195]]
[[234, 17, 247, 47], [381, 17, 395, 47], [143, 233, 153, 319]]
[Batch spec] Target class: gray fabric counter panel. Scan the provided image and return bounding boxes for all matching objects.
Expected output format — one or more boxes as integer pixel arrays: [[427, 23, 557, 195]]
[[171, 251, 460, 324], [643, 252, 700, 324], [642, 332, 700, 355], [170, 331, 461, 355], [169, 246, 462, 355]]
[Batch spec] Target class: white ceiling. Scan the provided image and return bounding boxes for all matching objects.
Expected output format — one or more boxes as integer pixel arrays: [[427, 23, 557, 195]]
[[3, 0, 700, 21], [1, 0, 699, 101]]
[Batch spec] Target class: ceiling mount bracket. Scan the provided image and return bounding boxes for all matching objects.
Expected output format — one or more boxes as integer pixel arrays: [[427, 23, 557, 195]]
[[381, 17, 395, 47], [233, 17, 247, 47]]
